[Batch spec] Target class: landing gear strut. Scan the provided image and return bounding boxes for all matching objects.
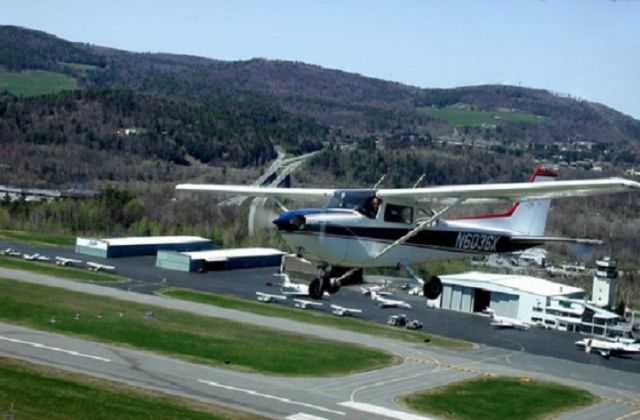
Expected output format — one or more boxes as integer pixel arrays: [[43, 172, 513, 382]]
[[309, 265, 346, 300]]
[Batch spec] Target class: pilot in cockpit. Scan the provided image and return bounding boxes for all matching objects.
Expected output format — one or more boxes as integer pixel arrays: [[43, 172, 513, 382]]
[[364, 196, 381, 219]]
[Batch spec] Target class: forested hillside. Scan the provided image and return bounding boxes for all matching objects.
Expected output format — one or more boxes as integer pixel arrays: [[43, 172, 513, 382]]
[[1, 25, 640, 273]]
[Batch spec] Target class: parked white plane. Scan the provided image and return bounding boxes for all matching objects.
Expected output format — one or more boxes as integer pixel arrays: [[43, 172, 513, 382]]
[[256, 292, 287, 303], [360, 285, 392, 296], [23, 253, 50, 262], [86, 261, 116, 272], [293, 299, 323, 310], [276, 273, 309, 295], [55, 256, 83, 266], [177, 167, 640, 300], [575, 338, 640, 358], [330, 304, 362, 317], [370, 290, 412, 309], [484, 309, 531, 331], [2, 248, 22, 257]]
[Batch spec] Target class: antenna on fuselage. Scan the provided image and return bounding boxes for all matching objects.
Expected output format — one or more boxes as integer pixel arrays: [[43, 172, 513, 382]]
[[373, 174, 386, 189], [413, 173, 426, 189]]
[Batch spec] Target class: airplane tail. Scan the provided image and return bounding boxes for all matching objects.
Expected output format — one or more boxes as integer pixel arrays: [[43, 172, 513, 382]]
[[460, 167, 557, 236]]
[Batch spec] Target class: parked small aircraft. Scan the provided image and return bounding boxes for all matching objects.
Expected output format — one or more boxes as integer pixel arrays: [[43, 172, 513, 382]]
[[484, 309, 530, 331], [575, 338, 640, 358], [275, 273, 311, 296], [178, 167, 640, 300], [360, 285, 392, 296], [86, 261, 116, 272], [371, 290, 412, 309], [330, 304, 362, 317], [255, 291, 287, 303], [55, 256, 83, 266], [293, 299, 324, 310]]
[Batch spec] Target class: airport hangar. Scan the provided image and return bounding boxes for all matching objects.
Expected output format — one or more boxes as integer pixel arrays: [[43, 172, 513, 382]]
[[75, 236, 212, 258], [431, 271, 622, 334], [156, 248, 285, 272]]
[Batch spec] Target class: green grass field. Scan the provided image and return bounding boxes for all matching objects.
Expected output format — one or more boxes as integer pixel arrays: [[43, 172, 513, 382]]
[[0, 278, 394, 376], [0, 229, 76, 247], [0, 357, 260, 420], [0, 70, 77, 96], [159, 288, 471, 349], [0, 255, 125, 282], [401, 377, 596, 419], [59, 61, 101, 71], [418, 106, 550, 127]]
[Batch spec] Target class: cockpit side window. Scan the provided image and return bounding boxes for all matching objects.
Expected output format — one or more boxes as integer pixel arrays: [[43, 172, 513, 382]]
[[384, 203, 413, 224], [325, 190, 379, 218], [362, 196, 381, 219]]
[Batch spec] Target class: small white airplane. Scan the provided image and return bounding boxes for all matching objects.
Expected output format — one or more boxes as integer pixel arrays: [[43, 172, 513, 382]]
[[276, 273, 311, 296], [484, 309, 530, 331], [177, 167, 640, 300], [86, 261, 116, 272], [575, 338, 640, 358], [370, 290, 412, 309], [360, 285, 393, 296], [3, 248, 22, 257], [55, 256, 83, 266], [256, 291, 288, 303], [408, 286, 424, 296], [330, 304, 362, 317], [293, 299, 324, 309]]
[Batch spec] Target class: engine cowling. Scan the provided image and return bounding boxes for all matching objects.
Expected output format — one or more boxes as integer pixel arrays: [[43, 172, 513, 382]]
[[423, 276, 443, 300]]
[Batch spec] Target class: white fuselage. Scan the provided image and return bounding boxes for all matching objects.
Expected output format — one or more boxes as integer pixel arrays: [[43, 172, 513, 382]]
[[279, 210, 516, 268]]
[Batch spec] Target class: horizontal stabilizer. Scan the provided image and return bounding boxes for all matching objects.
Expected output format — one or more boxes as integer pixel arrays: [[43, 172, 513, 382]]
[[512, 236, 603, 245]]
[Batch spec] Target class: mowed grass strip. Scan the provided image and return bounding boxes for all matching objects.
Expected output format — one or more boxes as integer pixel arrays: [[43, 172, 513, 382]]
[[418, 107, 550, 127], [159, 288, 472, 349], [401, 377, 596, 420], [0, 70, 77, 96], [0, 255, 125, 282], [0, 278, 394, 376], [0, 357, 262, 420], [0, 229, 76, 247]]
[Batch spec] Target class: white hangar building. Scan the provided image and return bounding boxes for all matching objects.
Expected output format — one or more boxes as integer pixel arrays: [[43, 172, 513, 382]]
[[432, 271, 585, 324]]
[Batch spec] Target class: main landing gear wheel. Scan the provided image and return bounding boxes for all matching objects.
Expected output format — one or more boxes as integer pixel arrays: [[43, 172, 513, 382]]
[[308, 277, 342, 300], [423, 276, 443, 300], [325, 281, 341, 295], [309, 278, 323, 300]]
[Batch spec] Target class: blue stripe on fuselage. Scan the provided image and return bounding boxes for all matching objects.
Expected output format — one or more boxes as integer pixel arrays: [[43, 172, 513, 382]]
[[272, 208, 354, 228]]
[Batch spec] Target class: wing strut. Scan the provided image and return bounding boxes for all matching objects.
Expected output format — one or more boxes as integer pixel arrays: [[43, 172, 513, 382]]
[[374, 201, 460, 259]]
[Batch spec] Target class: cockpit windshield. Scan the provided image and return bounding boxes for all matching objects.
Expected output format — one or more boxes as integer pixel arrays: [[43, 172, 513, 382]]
[[325, 190, 379, 218]]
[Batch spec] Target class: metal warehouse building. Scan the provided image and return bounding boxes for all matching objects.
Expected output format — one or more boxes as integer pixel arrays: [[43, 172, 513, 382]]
[[76, 236, 212, 258], [432, 271, 585, 323], [156, 248, 284, 272]]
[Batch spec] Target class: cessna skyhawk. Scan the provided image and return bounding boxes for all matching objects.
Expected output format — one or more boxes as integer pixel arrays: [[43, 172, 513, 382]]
[[177, 167, 640, 300]]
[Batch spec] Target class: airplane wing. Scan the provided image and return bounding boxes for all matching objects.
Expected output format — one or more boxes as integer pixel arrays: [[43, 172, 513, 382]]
[[378, 178, 640, 206], [176, 184, 335, 201]]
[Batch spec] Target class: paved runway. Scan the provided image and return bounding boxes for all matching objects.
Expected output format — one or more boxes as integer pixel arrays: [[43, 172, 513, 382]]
[[2, 265, 640, 419]]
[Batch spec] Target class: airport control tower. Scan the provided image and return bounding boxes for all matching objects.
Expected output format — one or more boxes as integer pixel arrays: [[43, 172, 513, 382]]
[[591, 256, 618, 309]]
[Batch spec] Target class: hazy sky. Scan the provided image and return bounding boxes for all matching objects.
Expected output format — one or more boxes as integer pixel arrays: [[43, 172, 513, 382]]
[[2, 1, 639, 118]]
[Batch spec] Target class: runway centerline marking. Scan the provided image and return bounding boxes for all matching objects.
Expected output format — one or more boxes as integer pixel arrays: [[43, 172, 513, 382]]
[[198, 379, 345, 415], [0, 335, 111, 362]]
